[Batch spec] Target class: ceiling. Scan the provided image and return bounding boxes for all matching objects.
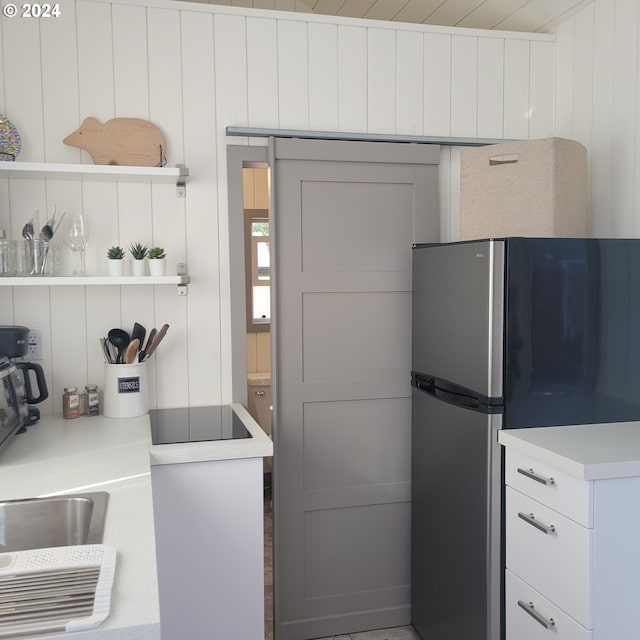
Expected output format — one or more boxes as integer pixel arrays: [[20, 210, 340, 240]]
[[185, 0, 593, 32]]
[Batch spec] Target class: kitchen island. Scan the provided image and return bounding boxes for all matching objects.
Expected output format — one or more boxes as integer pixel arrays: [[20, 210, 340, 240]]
[[0, 403, 272, 640]]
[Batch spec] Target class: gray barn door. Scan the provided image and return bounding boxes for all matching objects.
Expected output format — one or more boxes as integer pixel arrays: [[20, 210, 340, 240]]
[[272, 138, 440, 640]]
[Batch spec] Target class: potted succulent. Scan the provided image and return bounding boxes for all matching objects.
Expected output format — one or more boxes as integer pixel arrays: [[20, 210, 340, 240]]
[[107, 246, 126, 276], [129, 242, 148, 276], [148, 246, 166, 276]]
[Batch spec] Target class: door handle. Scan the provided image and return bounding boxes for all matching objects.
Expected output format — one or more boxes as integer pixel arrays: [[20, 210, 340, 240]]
[[517, 467, 555, 486], [517, 600, 555, 629], [518, 511, 556, 535]]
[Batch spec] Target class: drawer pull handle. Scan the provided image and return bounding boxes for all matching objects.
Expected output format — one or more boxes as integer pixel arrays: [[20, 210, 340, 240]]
[[518, 600, 556, 629], [517, 467, 555, 486], [518, 511, 556, 534]]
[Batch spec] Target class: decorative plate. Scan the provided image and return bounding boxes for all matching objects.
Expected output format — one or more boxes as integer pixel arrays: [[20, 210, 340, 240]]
[[0, 115, 21, 161]]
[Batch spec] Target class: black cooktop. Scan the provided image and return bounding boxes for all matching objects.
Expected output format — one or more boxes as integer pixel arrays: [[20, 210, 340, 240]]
[[149, 405, 252, 445]]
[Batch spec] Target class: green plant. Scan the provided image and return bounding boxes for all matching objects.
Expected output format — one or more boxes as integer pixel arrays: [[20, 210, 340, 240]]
[[107, 246, 125, 260], [129, 242, 148, 260], [148, 246, 166, 260]]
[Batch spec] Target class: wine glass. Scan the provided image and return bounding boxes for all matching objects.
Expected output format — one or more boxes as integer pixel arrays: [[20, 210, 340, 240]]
[[64, 212, 90, 276]]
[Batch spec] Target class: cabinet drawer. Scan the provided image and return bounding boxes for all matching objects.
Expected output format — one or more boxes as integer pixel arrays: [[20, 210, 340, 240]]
[[506, 570, 592, 640], [505, 448, 592, 526], [506, 487, 593, 628]]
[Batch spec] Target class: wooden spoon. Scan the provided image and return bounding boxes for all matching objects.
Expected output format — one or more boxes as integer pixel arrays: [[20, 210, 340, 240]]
[[138, 327, 156, 363], [124, 338, 140, 364], [143, 324, 169, 360]]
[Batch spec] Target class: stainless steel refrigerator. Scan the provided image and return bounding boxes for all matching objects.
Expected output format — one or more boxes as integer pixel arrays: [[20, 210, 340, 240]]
[[410, 237, 640, 640]]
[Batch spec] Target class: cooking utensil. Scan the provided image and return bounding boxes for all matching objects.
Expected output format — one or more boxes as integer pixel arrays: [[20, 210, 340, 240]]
[[124, 338, 140, 364], [138, 327, 156, 363], [131, 322, 146, 349], [21, 218, 34, 240], [107, 328, 130, 364], [143, 323, 169, 361], [100, 337, 112, 364]]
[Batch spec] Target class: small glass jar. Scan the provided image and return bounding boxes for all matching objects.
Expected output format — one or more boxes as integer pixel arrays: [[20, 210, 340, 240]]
[[0, 240, 17, 276], [85, 384, 99, 416], [63, 387, 80, 419]]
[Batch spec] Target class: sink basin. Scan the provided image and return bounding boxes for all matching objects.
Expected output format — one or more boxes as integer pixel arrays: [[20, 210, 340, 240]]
[[0, 491, 109, 553]]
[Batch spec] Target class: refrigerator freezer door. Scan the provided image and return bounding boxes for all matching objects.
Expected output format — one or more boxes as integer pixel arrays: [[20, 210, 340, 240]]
[[411, 386, 502, 640], [412, 240, 504, 400]]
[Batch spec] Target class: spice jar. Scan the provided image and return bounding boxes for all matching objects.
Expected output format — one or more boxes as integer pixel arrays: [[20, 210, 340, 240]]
[[85, 384, 99, 416], [63, 387, 80, 419]]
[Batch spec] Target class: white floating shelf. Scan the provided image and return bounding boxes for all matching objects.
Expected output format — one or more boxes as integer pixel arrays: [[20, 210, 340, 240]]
[[0, 161, 189, 195], [0, 275, 190, 286]]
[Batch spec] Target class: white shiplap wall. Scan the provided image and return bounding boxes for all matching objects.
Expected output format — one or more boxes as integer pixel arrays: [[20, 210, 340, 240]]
[[554, 0, 640, 238], [0, 0, 555, 412]]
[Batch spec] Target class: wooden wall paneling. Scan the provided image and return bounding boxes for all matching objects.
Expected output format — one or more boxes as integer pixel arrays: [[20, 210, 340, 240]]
[[503, 39, 530, 140], [438, 146, 452, 242], [450, 36, 478, 138], [151, 286, 190, 408], [78, 181, 119, 277], [423, 32, 451, 136], [308, 22, 339, 131], [396, 30, 424, 135], [76, 0, 115, 129], [477, 37, 504, 139], [50, 288, 89, 415], [40, 0, 81, 164], [554, 17, 575, 139], [42, 179, 82, 276], [1, 13, 44, 161], [148, 179, 188, 406], [256, 331, 271, 372], [277, 20, 309, 130], [148, 7, 185, 167], [338, 25, 367, 133], [590, 0, 615, 237], [112, 3, 149, 117], [529, 40, 555, 139], [611, 0, 638, 237], [448, 146, 461, 241], [247, 17, 279, 128], [247, 332, 258, 374], [214, 12, 249, 402], [572, 5, 594, 234], [367, 28, 396, 133], [181, 9, 222, 405], [86, 286, 121, 396]]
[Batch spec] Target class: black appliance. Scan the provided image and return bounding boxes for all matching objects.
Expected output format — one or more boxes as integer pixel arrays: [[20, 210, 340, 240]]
[[150, 405, 252, 445], [410, 238, 640, 640], [0, 326, 48, 455]]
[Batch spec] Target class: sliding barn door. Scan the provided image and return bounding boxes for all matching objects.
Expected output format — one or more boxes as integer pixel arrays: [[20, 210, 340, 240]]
[[272, 138, 440, 640]]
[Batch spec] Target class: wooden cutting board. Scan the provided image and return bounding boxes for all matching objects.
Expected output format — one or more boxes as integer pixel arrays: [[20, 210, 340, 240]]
[[63, 117, 166, 167]]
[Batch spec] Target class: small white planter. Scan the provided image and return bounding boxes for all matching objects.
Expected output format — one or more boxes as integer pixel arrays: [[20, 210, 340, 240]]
[[107, 258, 126, 276], [131, 259, 147, 276], [148, 258, 166, 276]]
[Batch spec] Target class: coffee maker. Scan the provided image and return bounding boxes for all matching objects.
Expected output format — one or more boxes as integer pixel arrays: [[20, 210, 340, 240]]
[[0, 325, 48, 427]]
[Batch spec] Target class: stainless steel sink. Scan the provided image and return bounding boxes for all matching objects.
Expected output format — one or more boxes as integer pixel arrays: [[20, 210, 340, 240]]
[[0, 491, 109, 553]]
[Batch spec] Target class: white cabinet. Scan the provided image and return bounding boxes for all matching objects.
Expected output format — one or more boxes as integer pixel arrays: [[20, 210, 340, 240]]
[[504, 447, 640, 640]]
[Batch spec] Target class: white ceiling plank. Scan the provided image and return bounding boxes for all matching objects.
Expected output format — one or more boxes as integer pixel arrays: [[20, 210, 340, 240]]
[[393, 0, 445, 24], [337, 0, 377, 18], [425, 0, 488, 26], [315, 0, 346, 13], [456, 0, 529, 29], [365, 0, 416, 21], [495, 0, 589, 32]]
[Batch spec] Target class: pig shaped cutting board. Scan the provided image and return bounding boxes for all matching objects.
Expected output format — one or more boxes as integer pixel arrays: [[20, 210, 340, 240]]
[[63, 117, 166, 167]]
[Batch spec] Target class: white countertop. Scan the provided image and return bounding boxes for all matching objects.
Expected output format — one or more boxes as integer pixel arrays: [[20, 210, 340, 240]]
[[0, 414, 160, 640], [498, 421, 640, 480], [0, 403, 273, 639]]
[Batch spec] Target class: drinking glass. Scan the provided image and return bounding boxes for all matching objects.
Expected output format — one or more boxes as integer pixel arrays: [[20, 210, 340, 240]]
[[64, 212, 89, 276]]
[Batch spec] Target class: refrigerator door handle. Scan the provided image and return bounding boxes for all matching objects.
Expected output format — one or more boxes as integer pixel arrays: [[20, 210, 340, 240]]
[[411, 372, 503, 414]]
